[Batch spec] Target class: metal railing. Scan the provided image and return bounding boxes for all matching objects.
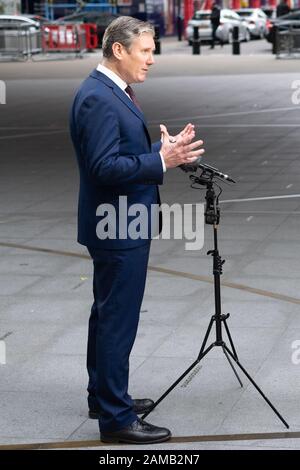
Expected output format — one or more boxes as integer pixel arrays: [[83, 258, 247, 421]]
[[275, 25, 300, 58], [43, 2, 116, 21], [0, 22, 42, 61], [0, 22, 98, 61]]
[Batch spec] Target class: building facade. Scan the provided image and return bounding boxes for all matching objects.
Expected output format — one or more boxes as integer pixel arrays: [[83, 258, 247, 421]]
[[1, 0, 21, 14], [16, 0, 299, 34]]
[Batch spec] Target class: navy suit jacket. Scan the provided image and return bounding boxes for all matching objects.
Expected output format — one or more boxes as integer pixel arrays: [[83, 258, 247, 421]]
[[70, 69, 163, 249]]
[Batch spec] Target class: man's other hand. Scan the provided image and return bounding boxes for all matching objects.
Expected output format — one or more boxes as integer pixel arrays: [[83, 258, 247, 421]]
[[160, 123, 205, 170]]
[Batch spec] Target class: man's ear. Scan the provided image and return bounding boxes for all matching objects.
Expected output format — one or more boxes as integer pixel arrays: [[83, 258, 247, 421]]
[[111, 42, 125, 61]]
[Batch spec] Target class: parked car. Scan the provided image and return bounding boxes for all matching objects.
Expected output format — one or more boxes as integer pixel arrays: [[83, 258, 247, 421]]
[[261, 6, 276, 20], [22, 14, 50, 25], [55, 11, 119, 47], [186, 9, 250, 45], [0, 14, 40, 30], [235, 8, 268, 38], [265, 9, 300, 43]]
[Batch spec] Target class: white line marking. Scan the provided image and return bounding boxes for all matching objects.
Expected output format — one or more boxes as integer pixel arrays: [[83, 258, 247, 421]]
[[148, 124, 300, 128], [0, 127, 63, 130], [286, 184, 293, 189], [220, 194, 300, 204], [149, 105, 300, 125], [246, 216, 253, 222], [0, 130, 67, 140], [224, 211, 300, 214]]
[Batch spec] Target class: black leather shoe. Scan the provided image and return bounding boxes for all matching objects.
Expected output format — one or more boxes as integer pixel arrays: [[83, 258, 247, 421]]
[[100, 417, 171, 444], [89, 398, 154, 419]]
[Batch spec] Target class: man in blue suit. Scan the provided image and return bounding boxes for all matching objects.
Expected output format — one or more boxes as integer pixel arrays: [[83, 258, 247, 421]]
[[70, 16, 204, 444]]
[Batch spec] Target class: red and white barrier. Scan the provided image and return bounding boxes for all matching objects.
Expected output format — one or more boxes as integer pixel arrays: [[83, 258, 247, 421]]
[[42, 23, 98, 52]]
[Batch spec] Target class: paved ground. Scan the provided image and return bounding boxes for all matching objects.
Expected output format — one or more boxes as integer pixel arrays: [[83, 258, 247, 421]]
[[0, 36, 300, 451]]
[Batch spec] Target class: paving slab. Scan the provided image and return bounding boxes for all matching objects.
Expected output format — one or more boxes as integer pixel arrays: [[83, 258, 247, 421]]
[[0, 45, 300, 450]]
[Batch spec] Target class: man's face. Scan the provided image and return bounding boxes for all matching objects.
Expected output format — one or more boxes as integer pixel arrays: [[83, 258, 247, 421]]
[[118, 33, 155, 84]]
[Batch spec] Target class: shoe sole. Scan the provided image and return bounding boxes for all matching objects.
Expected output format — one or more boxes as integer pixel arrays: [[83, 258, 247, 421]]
[[89, 409, 150, 419], [100, 434, 171, 444]]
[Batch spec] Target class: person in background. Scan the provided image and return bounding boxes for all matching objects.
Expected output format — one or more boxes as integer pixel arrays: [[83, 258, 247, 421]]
[[276, 0, 290, 17], [210, 3, 221, 49]]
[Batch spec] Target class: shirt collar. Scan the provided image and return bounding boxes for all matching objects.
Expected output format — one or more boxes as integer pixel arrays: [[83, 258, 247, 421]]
[[96, 63, 127, 93]]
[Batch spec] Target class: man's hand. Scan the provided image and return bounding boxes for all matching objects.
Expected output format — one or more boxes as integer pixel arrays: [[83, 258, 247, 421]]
[[169, 123, 195, 144], [160, 123, 205, 170]]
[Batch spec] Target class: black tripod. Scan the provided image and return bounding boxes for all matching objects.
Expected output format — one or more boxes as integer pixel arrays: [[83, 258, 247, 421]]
[[142, 166, 289, 429]]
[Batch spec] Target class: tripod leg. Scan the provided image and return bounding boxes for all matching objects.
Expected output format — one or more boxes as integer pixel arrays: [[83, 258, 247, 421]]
[[141, 343, 216, 420], [223, 345, 289, 429], [197, 316, 215, 359], [222, 345, 243, 387], [223, 318, 239, 361]]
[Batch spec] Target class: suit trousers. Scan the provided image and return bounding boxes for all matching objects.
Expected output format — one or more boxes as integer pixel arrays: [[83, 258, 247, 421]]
[[86, 242, 151, 432]]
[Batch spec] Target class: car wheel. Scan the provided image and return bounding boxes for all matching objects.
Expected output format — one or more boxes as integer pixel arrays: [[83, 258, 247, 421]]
[[244, 29, 251, 42]]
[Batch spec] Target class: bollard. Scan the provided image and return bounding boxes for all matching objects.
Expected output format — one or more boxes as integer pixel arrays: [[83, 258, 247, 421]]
[[177, 16, 183, 42], [192, 26, 201, 55], [272, 25, 278, 55], [154, 25, 161, 55], [232, 25, 240, 55]]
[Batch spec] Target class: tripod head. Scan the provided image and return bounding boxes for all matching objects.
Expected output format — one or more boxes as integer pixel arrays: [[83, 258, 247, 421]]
[[187, 162, 236, 226], [204, 182, 220, 225]]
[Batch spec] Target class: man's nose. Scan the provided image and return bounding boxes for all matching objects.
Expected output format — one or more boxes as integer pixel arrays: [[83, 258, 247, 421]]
[[147, 53, 155, 65]]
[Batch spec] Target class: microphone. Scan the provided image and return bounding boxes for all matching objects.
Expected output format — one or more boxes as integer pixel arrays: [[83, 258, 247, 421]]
[[180, 159, 235, 183], [198, 163, 236, 183]]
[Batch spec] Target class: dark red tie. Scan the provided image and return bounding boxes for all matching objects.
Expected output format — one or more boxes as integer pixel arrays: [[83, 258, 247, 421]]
[[125, 85, 142, 111]]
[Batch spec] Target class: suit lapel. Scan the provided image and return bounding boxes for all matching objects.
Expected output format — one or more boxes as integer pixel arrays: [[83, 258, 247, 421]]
[[90, 69, 148, 127], [113, 86, 148, 126]]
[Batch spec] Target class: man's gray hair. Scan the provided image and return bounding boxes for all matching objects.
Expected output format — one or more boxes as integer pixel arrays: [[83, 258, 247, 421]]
[[102, 16, 154, 59]]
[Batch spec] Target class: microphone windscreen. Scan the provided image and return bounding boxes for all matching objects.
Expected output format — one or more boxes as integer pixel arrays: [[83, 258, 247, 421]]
[[179, 157, 202, 173]]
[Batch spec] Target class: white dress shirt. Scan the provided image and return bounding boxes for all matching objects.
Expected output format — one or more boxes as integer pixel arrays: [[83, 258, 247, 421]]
[[96, 63, 166, 172]]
